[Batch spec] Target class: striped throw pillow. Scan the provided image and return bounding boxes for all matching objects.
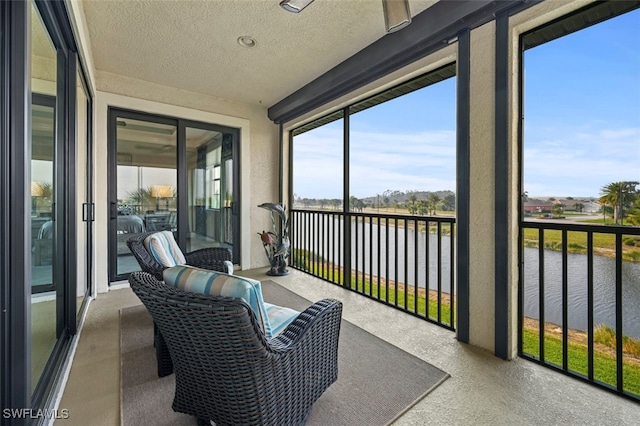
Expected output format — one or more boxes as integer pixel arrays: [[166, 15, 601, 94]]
[[163, 265, 300, 338], [144, 231, 186, 267]]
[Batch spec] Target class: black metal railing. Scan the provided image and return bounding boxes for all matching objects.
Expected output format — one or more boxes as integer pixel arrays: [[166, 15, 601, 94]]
[[290, 209, 456, 330], [519, 220, 640, 401]]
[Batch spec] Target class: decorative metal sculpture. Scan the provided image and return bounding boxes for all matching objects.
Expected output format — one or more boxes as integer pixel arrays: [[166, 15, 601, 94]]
[[258, 202, 290, 276]]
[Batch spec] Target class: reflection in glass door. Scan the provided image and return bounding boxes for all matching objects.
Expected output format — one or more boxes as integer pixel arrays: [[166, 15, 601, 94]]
[[30, 1, 60, 395], [109, 112, 240, 282], [76, 64, 91, 318], [186, 125, 236, 254], [112, 115, 177, 278]]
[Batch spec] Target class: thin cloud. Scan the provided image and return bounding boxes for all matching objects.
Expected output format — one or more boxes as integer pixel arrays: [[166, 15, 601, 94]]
[[294, 128, 455, 199], [524, 126, 639, 196]]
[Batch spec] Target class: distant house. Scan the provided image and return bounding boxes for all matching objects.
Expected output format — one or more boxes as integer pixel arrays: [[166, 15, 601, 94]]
[[583, 201, 601, 214], [555, 199, 600, 213], [523, 199, 554, 214]]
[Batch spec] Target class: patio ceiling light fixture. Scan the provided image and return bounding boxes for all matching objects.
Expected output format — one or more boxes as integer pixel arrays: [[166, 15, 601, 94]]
[[382, 0, 411, 33], [280, 0, 315, 13]]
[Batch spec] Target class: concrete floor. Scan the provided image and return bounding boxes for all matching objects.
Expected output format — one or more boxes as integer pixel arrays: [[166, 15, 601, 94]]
[[56, 268, 640, 426]]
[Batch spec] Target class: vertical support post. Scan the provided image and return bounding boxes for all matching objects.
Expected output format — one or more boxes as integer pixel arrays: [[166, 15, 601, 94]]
[[456, 28, 471, 343], [342, 108, 351, 288], [494, 12, 510, 360]]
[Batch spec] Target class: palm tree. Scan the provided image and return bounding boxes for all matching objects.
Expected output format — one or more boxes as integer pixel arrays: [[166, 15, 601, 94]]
[[127, 186, 157, 213], [627, 197, 640, 226], [427, 193, 441, 215], [599, 181, 638, 224], [416, 199, 428, 215], [408, 194, 417, 210]]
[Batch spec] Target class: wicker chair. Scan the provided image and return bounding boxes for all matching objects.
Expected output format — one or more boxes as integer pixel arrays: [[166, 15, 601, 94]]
[[127, 231, 233, 376], [127, 232, 233, 281], [129, 272, 342, 426]]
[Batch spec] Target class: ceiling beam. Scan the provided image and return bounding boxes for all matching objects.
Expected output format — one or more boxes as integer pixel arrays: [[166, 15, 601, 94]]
[[268, 0, 541, 125]]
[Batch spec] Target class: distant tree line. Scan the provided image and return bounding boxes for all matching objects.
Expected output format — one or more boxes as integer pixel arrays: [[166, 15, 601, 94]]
[[293, 190, 456, 215], [295, 180, 640, 225]]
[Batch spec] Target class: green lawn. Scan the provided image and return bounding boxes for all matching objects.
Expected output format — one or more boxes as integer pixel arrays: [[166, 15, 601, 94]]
[[522, 328, 640, 396], [292, 252, 453, 326], [522, 228, 640, 262], [578, 218, 635, 226]]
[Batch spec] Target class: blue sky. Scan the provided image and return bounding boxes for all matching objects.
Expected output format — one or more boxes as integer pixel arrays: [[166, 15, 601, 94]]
[[293, 8, 639, 200], [293, 80, 456, 200], [523, 8, 640, 198]]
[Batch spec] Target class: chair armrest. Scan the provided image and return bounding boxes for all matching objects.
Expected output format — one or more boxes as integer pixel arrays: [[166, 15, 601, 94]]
[[185, 247, 233, 273], [269, 298, 343, 351], [268, 298, 342, 404], [185, 247, 232, 263], [185, 259, 232, 274]]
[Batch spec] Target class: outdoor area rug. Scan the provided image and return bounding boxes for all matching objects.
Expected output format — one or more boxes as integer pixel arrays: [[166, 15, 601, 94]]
[[121, 280, 449, 426]]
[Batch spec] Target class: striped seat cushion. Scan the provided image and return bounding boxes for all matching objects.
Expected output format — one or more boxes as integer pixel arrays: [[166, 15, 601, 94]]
[[163, 265, 299, 338], [144, 231, 186, 267]]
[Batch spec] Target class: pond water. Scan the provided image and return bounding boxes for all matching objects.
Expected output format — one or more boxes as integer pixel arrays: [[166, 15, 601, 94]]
[[299, 218, 640, 339], [522, 247, 640, 339]]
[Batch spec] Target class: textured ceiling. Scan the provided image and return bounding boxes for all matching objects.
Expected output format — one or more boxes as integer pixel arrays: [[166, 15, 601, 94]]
[[81, 0, 437, 108]]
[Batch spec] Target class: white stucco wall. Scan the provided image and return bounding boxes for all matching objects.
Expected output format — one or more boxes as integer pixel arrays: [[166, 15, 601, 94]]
[[468, 20, 497, 353]]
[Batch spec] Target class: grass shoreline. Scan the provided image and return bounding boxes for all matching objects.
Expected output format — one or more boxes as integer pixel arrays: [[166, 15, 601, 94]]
[[522, 317, 640, 363]]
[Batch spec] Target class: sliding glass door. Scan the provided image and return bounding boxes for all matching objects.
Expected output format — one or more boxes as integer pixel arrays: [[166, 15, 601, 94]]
[[30, 2, 62, 396], [110, 112, 177, 279], [185, 123, 237, 253], [2, 0, 93, 414], [76, 64, 92, 320], [109, 111, 239, 282]]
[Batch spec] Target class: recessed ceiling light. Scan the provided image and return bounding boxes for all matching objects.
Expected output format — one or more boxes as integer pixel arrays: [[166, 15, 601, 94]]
[[237, 36, 257, 48]]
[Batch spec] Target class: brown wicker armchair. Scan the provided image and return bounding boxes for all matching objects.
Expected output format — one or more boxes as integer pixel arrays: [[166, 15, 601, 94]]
[[127, 231, 233, 376], [129, 272, 342, 426]]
